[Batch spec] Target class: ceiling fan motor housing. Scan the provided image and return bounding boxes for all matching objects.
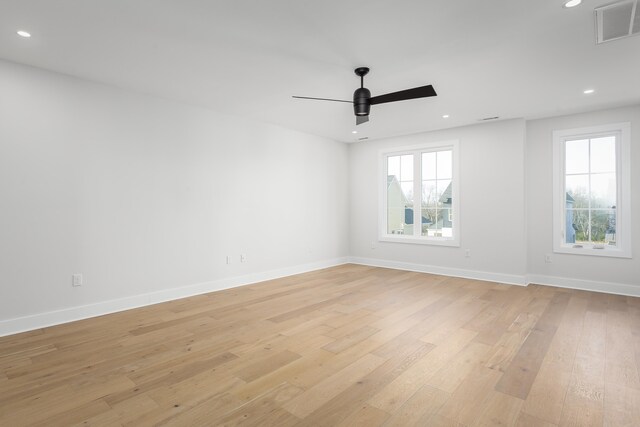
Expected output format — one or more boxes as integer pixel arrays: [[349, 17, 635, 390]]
[[353, 87, 371, 116]]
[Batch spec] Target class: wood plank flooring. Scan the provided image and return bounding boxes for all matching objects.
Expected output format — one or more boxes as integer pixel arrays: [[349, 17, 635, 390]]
[[1, 264, 639, 426]]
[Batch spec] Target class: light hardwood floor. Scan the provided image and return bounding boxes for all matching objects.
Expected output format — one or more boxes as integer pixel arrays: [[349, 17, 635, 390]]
[[1, 264, 639, 426]]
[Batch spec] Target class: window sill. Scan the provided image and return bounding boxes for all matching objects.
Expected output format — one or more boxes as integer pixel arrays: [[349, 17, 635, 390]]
[[553, 245, 631, 259], [379, 235, 460, 247]]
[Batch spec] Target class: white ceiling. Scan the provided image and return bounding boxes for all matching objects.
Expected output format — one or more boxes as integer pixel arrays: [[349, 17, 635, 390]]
[[1, 0, 639, 142]]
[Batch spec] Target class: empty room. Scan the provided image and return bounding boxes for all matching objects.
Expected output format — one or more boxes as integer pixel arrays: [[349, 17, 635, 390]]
[[1, 1, 639, 426]]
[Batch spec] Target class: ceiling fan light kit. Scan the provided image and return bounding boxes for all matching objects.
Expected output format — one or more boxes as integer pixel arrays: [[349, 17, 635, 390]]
[[293, 67, 437, 126]]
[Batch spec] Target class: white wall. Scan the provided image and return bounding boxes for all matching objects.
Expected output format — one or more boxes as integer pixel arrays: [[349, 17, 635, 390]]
[[349, 119, 527, 285], [526, 106, 640, 294], [2, 57, 638, 336], [0, 59, 349, 333], [349, 108, 639, 295]]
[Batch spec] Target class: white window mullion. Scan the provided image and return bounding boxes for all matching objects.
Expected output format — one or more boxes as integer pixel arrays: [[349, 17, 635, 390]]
[[413, 153, 421, 237], [560, 141, 566, 242], [587, 138, 592, 244]]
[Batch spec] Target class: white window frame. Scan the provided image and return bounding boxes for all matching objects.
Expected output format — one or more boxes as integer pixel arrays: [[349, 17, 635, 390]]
[[379, 140, 460, 246], [552, 122, 631, 258]]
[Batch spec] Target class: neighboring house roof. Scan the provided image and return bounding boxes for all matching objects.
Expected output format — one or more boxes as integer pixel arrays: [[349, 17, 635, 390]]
[[566, 193, 575, 202], [388, 175, 408, 204], [439, 182, 452, 204]]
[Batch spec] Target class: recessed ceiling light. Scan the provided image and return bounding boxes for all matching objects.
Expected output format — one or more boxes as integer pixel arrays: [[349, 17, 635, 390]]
[[17, 30, 31, 38], [563, 0, 582, 8], [583, 89, 595, 94], [442, 114, 450, 119], [352, 130, 358, 134]]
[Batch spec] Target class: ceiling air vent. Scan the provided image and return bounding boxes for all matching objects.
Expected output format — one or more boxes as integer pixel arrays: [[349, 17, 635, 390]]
[[595, 0, 639, 43]]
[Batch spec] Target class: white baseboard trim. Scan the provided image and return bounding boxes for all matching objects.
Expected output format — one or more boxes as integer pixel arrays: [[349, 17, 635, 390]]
[[348, 257, 527, 286], [0, 257, 349, 338], [350, 257, 640, 297], [526, 274, 640, 297], [4, 257, 637, 337]]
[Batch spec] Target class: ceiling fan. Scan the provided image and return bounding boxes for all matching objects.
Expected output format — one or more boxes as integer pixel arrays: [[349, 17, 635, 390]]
[[293, 67, 437, 125]]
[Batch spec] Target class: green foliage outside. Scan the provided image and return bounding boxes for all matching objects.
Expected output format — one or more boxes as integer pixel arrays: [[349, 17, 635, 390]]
[[568, 190, 615, 244]]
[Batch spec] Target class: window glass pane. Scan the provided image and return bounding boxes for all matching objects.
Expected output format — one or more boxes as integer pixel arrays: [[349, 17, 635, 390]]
[[440, 207, 453, 237], [421, 180, 437, 237], [387, 174, 407, 234], [422, 152, 436, 180], [400, 182, 413, 201], [601, 209, 617, 246], [567, 208, 590, 244], [565, 209, 617, 246], [590, 173, 616, 208], [590, 136, 616, 173], [421, 205, 440, 237], [437, 179, 451, 236], [564, 208, 578, 244], [565, 139, 589, 174], [422, 180, 437, 206], [420, 206, 433, 236], [400, 155, 413, 182], [437, 150, 453, 179], [437, 179, 452, 202], [590, 209, 614, 244], [388, 156, 400, 179], [565, 174, 589, 207], [430, 227, 444, 237]]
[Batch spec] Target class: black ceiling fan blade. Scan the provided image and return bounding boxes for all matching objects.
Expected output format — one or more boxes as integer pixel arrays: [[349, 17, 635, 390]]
[[369, 85, 437, 105], [292, 96, 352, 104], [356, 115, 369, 125]]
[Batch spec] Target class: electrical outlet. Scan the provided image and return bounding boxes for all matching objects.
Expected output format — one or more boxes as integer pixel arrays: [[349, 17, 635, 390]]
[[240, 254, 246, 263], [226, 255, 232, 264], [72, 273, 83, 287], [545, 254, 552, 263], [465, 249, 471, 258], [370, 241, 376, 250]]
